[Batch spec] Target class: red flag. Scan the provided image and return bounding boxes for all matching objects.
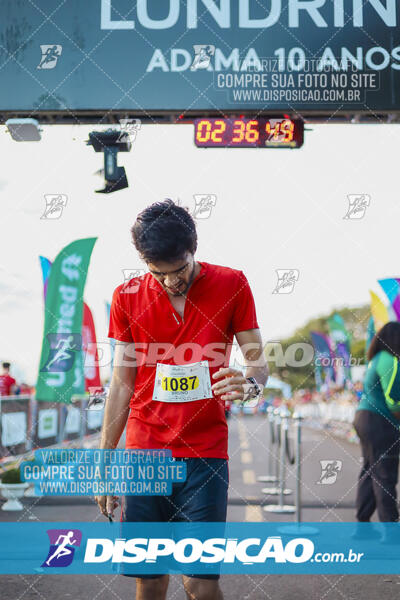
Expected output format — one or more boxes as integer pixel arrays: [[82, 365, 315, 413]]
[[82, 303, 101, 391]]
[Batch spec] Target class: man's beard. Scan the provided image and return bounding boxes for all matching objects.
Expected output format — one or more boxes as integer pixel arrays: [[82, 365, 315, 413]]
[[169, 263, 196, 296]]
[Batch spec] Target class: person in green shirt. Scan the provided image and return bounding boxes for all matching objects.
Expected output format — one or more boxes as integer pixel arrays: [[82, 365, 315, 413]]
[[354, 321, 400, 522]]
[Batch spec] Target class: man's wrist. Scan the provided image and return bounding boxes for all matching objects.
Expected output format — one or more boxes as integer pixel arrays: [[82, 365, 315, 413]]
[[244, 377, 263, 400]]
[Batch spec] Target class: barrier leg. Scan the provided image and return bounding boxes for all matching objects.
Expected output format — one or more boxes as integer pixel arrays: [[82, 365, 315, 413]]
[[262, 409, 292, 496], [257, 407, 278, 483], [264, 407, 295, 513], [278, 412, 319, 534]]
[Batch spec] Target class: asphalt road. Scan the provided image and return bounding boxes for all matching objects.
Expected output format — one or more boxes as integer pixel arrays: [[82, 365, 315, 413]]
[[1, 413, 400, 599]]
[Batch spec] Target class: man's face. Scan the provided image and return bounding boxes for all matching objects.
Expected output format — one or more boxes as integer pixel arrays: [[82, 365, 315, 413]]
[[147, 253, 196, 296]]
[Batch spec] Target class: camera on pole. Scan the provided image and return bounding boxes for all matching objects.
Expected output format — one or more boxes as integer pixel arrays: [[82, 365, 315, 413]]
[[86, 128, 131, 193]]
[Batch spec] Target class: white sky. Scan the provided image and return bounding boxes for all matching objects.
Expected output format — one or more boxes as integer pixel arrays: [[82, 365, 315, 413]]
[[0, 122, 398, 384]]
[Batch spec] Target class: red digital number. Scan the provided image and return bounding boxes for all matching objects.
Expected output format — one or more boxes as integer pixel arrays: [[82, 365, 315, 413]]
[[245, 120, 259, 143], [196, 120, 212, 143], [232, 120, 245, 143], [196, 118, 297, 147], [265, 121, 281, 140], [211, 119, 226, 143], [265, 119, 295, 143], [232, 120, 259, 144], [281, 119, 294, 142]]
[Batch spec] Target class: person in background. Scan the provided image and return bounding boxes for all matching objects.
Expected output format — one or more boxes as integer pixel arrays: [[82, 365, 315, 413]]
[[0, 362, 17, 396], [19, 383, 32, 395], [353, 322, 400, 524], [353, 380, 363, 402]]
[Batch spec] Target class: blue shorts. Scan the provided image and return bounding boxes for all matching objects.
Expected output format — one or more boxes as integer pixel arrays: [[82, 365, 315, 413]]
[[120, 457, 229, 579]]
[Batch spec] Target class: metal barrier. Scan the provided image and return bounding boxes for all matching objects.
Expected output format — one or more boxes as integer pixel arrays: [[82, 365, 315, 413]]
[[297, 400, 356, 426], [261, 407, 293, 498], [293, 412, 302, 523], [261, 406, 302, 517], [257, 406, 277, 483], [0, 394, 104, 463], [0, 395, 31, 458]]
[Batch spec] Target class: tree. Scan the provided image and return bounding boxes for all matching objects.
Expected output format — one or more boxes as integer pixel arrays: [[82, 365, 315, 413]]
[[265, 305, 369, 393]]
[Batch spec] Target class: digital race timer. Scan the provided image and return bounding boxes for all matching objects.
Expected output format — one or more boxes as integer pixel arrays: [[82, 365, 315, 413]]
[[194, 118, 304, 148]]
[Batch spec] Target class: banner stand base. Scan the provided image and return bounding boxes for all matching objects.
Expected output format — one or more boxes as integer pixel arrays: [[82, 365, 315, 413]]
[[278, 523, 320, 536], [263, 504, 296, 514], [262, 487, 292, 495]]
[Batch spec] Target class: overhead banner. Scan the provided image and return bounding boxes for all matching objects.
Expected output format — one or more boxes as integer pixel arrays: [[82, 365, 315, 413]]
[[36, 238, 97, 403], [1, 0, 400, 113]]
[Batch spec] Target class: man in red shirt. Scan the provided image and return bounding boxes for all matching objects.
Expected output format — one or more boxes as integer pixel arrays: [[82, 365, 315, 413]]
[[96, 200, 268, 600], [0, 362, 17, 396]]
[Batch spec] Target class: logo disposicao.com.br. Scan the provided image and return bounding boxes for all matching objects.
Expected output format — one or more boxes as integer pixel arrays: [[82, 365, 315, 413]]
[[41, 529, 82, 568]]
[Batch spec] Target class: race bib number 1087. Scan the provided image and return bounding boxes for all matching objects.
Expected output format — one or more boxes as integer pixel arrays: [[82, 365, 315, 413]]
[[153, 361, 212, 403]]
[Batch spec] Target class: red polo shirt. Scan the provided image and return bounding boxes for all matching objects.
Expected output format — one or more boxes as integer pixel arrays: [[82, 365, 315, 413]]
[[108, 262, 259, 458]]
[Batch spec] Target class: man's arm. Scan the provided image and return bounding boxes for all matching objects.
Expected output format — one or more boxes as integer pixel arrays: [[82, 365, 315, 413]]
[[95, 341, 136, 519], [211, 329, 268, 401], [236, 328, 269, 387], [100, 341, 137, 450]]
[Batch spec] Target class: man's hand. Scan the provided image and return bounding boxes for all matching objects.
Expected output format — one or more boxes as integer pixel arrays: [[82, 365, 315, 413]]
[[95, 495, 119, 519], [95, 341, 135, 522], [211, 367, 247, 401]]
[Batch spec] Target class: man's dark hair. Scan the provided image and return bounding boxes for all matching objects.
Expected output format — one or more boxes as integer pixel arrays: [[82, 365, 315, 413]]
[[367, 321, 400, 361], [131, 199, 197, 263], [2, 362, 10, 369]]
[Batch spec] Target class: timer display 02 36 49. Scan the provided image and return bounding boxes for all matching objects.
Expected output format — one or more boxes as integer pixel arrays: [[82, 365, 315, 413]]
[[194, 118, 304, 148]]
